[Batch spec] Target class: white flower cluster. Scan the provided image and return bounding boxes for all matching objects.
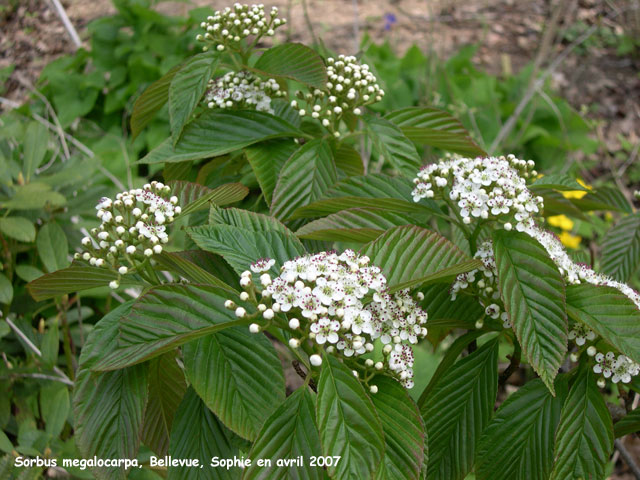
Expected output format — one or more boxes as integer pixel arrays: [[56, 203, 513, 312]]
[[411, 155, 541, 231], [196, 4, 285, 52], [73, 181, 181, 289], [290, 55, 384, 136], [593, 352, 640, 385], [205, 71, 284, 113], [227, 250, 428, 388]]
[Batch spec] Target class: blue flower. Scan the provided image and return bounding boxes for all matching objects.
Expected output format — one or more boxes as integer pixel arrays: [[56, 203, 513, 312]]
[[384, 13, 397, 31]]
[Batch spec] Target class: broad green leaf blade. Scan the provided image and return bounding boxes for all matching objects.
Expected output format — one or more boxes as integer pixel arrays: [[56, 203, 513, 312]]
[[169, 52, 219, 144], [366, 116, 421, 177], [360, 225, 468, 289], [550, 367, 613, 480], [27, 264, 123, 301], [390, 259, 483, 293], [566, 283, 640, 364], [141, 352, 187, 457], [168, 387, 240, 480], [0, 182, 65, 211], [529, 174, 587, 192], [244, 388, 323, 480], [245, 140, 298, 206], [422, 339, 499, 480], [140, 111, 302, 164], [493, 230, 567, 394], [271, 139, 338, 220], [93, 285, 249, 371], [475, 377, 569, 480], [155, 250, 233, 288], [131, 64, 180, 140], [40, 383, 69, 438], [170, 181, 249, 215], [334, 144, 364, 177], [0, 274, 13, 305], [571, 187, 632, 213], [385, 107, 486, 157], [0, 217, 36, 243], [371, 376, 425, 480], [296, 207, 420, 243], [36, 221, 69, 273], [23, 122, 49, 182], [73, 365, 148, 480], [183, 327, 285, 441], [316, 354, 385, 479], [614, 407, 640, 438], [293, 197, 425, 219], [253, 43, 327, 88], [600, 212, 640, 282]]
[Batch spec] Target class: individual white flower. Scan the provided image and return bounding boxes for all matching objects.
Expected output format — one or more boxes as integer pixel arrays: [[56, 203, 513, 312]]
[[251, 257, 276, 273], [568, 323, 596, 346], [593, 352, 616, 378]]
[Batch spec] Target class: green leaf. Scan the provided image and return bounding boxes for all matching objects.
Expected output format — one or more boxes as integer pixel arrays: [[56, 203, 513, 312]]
[[140, 110, 301, 164], [169, 52, 219, 144], [1, 182, 66, 210], [36, 221, 69, 273], [167, 388, 240, 480], [360, 225, 468, 290], [600, 212, 640, 282], [271, 139, 338, 220], [244, 388, 323, 480], [131, 64, 180, 140], [40, 383, 69, 438], [385, 107, 486, 157], [550, 367, 613, 480], [422, 339, 499, 480], [73, 365, 148, 480], [371, 376, 425, 480], [0, 431, 12, 454], [253, 43, 327, 88], [15, 265, 43, 282], [0, 217, 36, 242], [23, 122, 49, 182], [40, 320, 59, 367], [529, 174, 587, 192], [142, 352, 187, 457], [295, 207, 420, 243], [245, 140, 298, 206], [170, 181, 249, 215], [27, 264, 123, 301], [92, 285, 248, 371], [493, 230, 567, 394], [475, 377, 569, 480], [572, 187, 632, 213], [316, 354, 385, 478], [155, 250, 233, 288], [0, 274, 12, 305], [183, 327, 285, 440], [566, 283, 640, 364], [334, 143, 364, 177], [389, 259, 483, 294], [365, 116, 422, 177], [614, 407, 640, 438]]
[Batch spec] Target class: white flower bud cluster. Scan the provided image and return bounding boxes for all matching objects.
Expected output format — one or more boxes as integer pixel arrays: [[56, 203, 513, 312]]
[[205, 71, 285, 113], [196, 4, 285, 52], [411, 155, 541, 231], [230, 250, 428, 388], [290, 55, 384, 136], [74, 181, 181, 289], [594, 352, 640, 384]]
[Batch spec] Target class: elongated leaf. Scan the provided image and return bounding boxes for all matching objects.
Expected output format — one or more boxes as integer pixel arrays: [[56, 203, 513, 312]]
[[271, 139, 338, 220], [385, 107, 485, 157], [93, 285, 248, 371], [140, 110, 301, 164], [27, 264, 123, 301], [170, 52, 219, 143], [493, 230, 567, 394], [36, 221, 69, 273], [168, 388, 240, 480], [155, 251, 233, 288], [334, 144, 364, 177], [170, 181, 249, 215], [40, 383, 69, 438], [614, 407, 640, 438], [0, 217, 36, 242], [550, 367, 613, 480], [244, 388, 323, 480], [211, 206, 290, 233], [566, 283, 640, 364], [572, 187, 632, 213], [316, 354, 385, 478], [142, 352, 187, 457], [23, 122, 49, 182], [372, 376, 425, 480], [253, 43, 327, 88], [131, 64, 180, 140], [245, 140, 298, 205], [360, 225, 468, 289], [183, 327, 285, 440], [600, 212, 640, 282], [296, 207, 420, 243], [73, 365, 148, 480], [366, 116, 421, 177], [390, 259, 483, 293], [529, 174, 587, 192], [293, 197, 426, 219], [422, 339, 499, 480], [0, 274, 12, 305], [1, 182, 65, 210], [475, 377, 569, 480]]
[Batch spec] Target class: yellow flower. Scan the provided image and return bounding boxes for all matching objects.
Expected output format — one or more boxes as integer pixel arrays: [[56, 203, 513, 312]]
[[562, 178, 591, 200], [547, 214, 574, 231], [559, 231, 582, 249]]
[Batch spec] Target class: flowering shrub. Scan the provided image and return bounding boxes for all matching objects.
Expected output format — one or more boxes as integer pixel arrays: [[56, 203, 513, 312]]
[[18, 3, 640, 480]]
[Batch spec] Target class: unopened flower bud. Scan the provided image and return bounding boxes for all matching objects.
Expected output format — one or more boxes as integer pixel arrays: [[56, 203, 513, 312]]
[[310, 354, 322, 367]]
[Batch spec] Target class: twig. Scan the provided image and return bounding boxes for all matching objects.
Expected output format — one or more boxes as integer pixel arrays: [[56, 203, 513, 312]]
[[615, 439, 640, 480], [292, 360, 317, 392], [499, 343, 522, 385], [48, 0, 82, 49], [4, 316, 74, 387]]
